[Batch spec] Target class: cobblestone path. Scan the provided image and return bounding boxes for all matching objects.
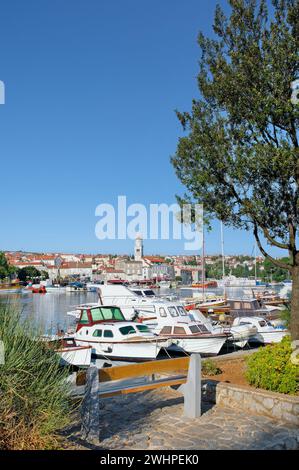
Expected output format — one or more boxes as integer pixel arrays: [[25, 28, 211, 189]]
[[66, 388, 299, 450]]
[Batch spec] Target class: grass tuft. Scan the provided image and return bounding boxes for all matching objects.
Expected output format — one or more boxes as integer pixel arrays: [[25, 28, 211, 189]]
[[0, 302, 74, 449]]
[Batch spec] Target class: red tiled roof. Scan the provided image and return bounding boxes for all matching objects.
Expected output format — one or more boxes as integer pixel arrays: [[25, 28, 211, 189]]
[[144, 256, 165, 263]]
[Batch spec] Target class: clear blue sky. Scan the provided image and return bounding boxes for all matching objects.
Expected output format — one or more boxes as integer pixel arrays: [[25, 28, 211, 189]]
[[0, 0, 284, 257]]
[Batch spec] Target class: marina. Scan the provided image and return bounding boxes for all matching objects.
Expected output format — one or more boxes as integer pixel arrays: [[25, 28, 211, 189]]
[[0, 281, 291, 366]]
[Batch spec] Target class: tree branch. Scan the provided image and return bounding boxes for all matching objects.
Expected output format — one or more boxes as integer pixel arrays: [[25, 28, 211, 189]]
[[253, 223, 292, 271], [261, 227, 289, 250]]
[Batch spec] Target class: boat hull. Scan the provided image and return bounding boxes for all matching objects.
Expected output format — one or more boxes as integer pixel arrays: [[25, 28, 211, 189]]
[[56, 346, 92, 367], [249, 330, 289, 344], [171, 336, 226, 356], [75, 338, 165, 361]]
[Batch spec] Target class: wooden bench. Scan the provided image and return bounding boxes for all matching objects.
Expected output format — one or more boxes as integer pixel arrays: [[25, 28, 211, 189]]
[[77, 354, 202, 443]]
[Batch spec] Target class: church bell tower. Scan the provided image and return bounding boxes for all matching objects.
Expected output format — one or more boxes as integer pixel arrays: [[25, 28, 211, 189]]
[[134, 233, 143, 261]]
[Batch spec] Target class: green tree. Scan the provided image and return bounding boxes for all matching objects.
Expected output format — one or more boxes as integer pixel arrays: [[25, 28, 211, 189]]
[[40, 270, 49, 280], [172, 0, 299, 339], [17, 266, 42, 282], [0, 252, 16, 280], [263, 257, 290, 281]]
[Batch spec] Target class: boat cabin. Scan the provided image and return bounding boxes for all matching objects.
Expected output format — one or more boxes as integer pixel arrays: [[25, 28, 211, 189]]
[[76, 305, 126, 331], [227, 298, 270, 317], [233, 316, 278, 330], [76, 322, 153, 340], [159, 323, 212, 337]]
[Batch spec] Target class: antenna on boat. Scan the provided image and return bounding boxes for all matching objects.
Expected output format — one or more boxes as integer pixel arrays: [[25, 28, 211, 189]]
[[97, 287, 103, 305]]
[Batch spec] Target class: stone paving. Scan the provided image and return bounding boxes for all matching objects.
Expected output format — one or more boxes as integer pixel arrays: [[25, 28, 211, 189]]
[[66, 387, 299, 450]]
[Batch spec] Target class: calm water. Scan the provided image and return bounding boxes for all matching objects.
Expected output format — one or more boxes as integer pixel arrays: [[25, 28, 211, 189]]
[[0, 290, 99, 334]]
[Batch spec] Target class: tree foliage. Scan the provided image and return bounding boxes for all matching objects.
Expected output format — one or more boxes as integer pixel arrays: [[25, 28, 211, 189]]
[[172, 0, 299, 337], [0, 253, 16, 280], [17, 266, 42, 282]]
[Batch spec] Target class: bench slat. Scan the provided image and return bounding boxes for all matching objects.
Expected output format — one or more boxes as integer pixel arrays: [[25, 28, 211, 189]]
[[99, 375, 187, 398]]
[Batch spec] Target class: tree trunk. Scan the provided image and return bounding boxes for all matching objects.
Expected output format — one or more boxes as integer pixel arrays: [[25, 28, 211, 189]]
[[290, 265, 299, 340]]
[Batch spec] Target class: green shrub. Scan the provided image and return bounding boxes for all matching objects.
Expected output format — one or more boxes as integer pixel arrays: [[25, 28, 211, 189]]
[[245, 337, 299, 395], [202, 359, 222, 376], [0, 302, 73, 449]]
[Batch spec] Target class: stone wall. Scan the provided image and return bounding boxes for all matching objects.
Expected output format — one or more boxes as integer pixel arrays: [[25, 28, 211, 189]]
[[201, 380, 299, 426]]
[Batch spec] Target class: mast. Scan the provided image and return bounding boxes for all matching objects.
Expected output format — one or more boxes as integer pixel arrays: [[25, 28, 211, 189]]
[[254, 242, 257, 285], [202, 225, 206, 301], [220, 221, 226, 296]]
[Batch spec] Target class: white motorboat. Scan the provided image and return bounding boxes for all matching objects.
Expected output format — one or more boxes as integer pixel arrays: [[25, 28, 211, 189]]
[[45, 285, 66, 293], [158, 322, 227, 356], [73, 285, 231, 356], [96, 284, 190, 327], [217, 276, 257, 287], [233, 317, 289, 344], [73, 304, 170, 361], [188, 310, 257, 349]]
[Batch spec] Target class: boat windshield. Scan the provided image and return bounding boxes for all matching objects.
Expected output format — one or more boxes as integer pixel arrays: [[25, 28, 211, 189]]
[[119, 325, 136, 335], [132, 290, 143, 296], [144, 290, 155, 297], [90, 306, 125, 322]]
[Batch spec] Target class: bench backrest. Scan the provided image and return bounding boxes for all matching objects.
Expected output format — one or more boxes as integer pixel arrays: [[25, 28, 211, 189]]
[[76, 356, 190, 386]]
